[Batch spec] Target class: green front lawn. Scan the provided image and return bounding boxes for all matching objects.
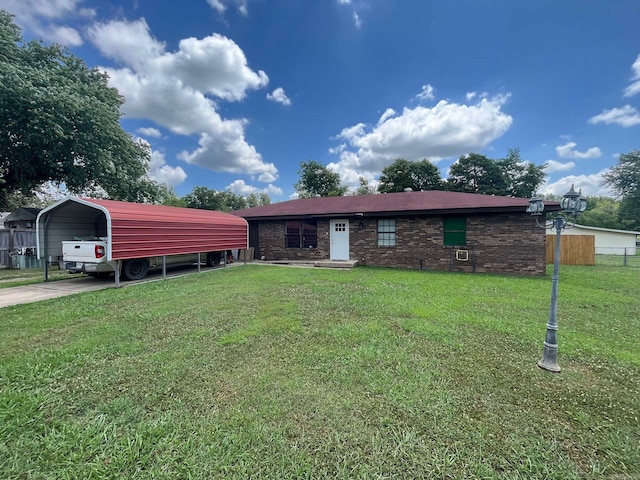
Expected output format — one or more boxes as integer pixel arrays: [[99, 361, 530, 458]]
[[1, 264, 638, 478], [0, 265, 75, 287]]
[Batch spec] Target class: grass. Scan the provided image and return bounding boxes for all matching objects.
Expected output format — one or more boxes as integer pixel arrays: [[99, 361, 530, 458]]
[[0, 264, 638, 479], [596, 252, 640, 268], [0, 264, 75, 287]]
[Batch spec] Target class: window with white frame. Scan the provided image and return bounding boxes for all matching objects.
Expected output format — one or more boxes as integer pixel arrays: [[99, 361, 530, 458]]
[[377, 219, 396, 247]]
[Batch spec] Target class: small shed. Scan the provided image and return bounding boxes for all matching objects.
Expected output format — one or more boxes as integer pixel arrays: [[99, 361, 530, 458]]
[[3, 207, 41, 230], [0, 212, 9, 230], [0, 208, 42, 268], [547, 224, 639, 255], [37, 196, 248, 272]]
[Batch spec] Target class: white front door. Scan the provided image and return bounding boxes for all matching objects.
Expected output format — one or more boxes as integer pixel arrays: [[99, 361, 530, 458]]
[[330, 219, 349, 260]]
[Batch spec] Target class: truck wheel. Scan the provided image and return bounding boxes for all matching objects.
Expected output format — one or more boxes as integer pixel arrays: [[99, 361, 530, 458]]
[[122, 259, 149, 280], [206, 252, 222, 267]]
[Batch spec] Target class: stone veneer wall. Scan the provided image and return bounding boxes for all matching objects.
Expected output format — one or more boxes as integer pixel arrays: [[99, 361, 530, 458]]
[[255, 214, 546, 276]]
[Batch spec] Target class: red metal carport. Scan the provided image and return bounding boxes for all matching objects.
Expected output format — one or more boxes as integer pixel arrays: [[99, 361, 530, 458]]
[[37, 196, 248, 283]]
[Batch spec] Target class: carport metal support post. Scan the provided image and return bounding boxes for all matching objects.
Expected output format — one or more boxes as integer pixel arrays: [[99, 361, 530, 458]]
[[538, 217, 563, 373], [43, 213, 51, 281], [115, 261, 121, 288]]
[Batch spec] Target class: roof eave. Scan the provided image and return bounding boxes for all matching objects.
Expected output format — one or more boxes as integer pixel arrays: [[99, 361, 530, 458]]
[[238, 205, 555, 220]]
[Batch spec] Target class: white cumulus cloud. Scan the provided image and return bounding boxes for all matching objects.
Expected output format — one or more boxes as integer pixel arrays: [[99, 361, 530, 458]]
[[352, 11, 362, 28], [226, 179, 283, 196], [377, 108, 396, 125], [555, 141, 602, 159], [540, 171, 613, 197], [207, 0, 248, 16], [337, 0, 362, 28], [544, 160, 576, 173], [416, 84, 435, 102], [266, 87, 292, 106], [148, 150, 187, 187], [0, 0, 94, 46], [87, 18, 277, 183], [137, 127, 162, 138], [328, 94, 513, 185], [623, 54, 640, 97], [589, 105, 640, 127]]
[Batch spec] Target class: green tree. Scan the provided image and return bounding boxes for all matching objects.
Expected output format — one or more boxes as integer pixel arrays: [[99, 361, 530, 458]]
[[183, 186, 223, 210], [217, 191, 247, 211], [602, 150, 640, 230], [353, 177, 377, 195], [245, 192, 271, 207], [578, 197, 623, 230], [183, 186, 248, 212], [294, 160, 347, 198], [378, 158, 442, 193], [446, 153, 508, 195], [1, 189, 46, 211], [159, 186, 186, 208], [0, 11, 161, 209], [497, 148, 546, 198]]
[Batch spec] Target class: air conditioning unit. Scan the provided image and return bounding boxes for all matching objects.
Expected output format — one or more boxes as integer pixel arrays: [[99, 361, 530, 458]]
[[455, 249, 469, 261]]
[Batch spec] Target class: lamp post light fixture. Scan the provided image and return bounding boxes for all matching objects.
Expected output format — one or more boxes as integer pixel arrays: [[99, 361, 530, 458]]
[[527, 185, 587, 373]]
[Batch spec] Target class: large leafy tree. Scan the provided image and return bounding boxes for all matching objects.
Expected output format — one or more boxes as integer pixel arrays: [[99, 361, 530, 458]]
[[354, 177, 377, 196], [578, 196, 623, 230], [245, 192, 271, 207], [446, 153, 508, 195], [159, 186, 187, 207], [0, 11, 161, 209], [378, 158, 442, 193], [294, 160, 347, 198], [497, 148, 546, 198], [602, 150, 640, 230], [182, 186, 258, 212]]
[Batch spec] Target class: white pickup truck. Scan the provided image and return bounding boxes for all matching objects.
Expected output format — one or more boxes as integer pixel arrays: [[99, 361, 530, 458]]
[[62, 239, 223, 280]]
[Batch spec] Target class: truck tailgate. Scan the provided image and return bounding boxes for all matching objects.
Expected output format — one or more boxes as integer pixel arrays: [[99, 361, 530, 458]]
[[62, 241, 108, 263]]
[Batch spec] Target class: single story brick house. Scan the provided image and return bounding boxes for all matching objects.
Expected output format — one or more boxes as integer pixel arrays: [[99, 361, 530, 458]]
[[232, 190, 560, 276]]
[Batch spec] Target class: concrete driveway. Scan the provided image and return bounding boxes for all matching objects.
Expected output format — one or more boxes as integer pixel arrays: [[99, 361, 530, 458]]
[[0, 276, 115, 308], [0, 263, 237, 309]]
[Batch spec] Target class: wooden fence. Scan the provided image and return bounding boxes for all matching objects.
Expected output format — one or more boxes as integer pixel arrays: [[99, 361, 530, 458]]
[[546, 234, 595, 266], [0, 230, 38, 268]]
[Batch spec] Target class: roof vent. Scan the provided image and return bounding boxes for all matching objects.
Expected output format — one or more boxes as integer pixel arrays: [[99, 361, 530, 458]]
[[404, 187, 413, 192]]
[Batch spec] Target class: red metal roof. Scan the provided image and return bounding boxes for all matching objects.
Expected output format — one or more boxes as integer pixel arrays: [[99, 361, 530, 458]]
[[84, 198, 248, 260], [40, 197, 247, 260], [233, 190, 561, 219]]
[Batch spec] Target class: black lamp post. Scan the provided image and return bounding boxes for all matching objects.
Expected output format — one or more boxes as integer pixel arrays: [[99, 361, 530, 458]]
[[527, 185, 587, 372]]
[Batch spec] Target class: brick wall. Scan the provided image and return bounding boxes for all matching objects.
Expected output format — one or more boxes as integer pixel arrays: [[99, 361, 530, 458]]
[[254, 214, 546, 276], [256, 220, 330, 261]]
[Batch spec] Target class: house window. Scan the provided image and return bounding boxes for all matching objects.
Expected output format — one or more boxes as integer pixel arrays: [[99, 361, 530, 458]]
[[286, 220, 317, 248], [378, 219, 396, 247], [443, 217, 466, 246]]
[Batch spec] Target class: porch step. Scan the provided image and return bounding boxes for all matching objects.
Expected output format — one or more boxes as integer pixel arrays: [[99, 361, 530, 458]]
[[258, 260, 359, 269], [312, 260, 359, 269]]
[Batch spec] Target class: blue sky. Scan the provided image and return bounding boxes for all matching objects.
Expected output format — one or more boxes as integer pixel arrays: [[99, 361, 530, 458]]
[[3, 0, 640, 201]]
